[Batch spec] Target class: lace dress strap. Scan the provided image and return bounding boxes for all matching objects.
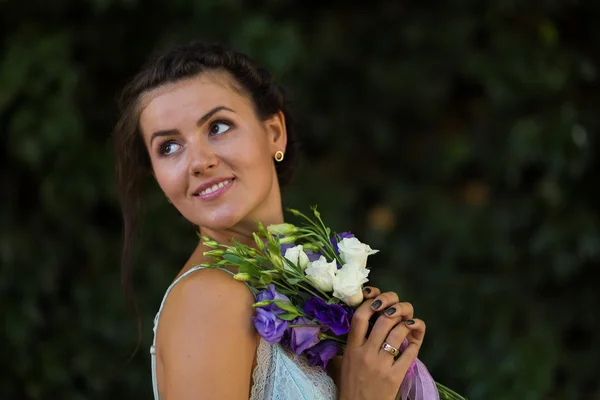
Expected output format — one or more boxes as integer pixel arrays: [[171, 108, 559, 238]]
[[150, 265, 256, 400]]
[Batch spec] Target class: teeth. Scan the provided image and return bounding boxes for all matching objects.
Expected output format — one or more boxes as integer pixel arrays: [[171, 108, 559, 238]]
[[200, 180, 230, 196]]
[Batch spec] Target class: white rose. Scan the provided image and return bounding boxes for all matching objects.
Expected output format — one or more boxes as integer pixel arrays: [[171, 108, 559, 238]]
[[304, 256, 337, 292], [283, 245, 310, 271], [332, 263, 370, 306], [337, 237, 379, 270]]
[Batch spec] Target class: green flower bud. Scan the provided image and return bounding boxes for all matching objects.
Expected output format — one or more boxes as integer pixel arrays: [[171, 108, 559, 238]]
[[253, 232, 265, 251], [312, 207, 321, 218], [270, 253, 284, 269], [267, 223, 299, 236], [203, 250, 225, 257], [278, 235, 297, 244], [301, 242, 322, 252], [287, 208, 302, 217], [256, 221, 267, 236], [252, 300, 272, 308], [247, 248, 258, 257], [233, 273, 251, 281], [203, 239, 220, 248]]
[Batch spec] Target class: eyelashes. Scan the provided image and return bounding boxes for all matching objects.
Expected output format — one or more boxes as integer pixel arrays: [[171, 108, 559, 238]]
[[155, 119, 234, 157], [209, 120, 233, 137], [157, 139, 180, 156]]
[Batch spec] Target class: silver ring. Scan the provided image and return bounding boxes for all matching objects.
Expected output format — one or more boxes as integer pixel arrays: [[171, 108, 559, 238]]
[[381, 342, 400, 357]]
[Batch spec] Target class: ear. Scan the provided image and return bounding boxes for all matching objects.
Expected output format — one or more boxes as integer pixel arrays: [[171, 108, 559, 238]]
[[264, 111, 287, 155]]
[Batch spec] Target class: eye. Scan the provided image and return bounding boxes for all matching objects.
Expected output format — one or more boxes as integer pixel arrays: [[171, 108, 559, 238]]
[[209, 120, 232, 137], [158, 140, 181, 156]]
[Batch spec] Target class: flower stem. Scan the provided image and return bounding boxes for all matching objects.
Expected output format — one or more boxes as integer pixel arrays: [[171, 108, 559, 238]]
[[319, 334, 346, 345], [287, 208, 324, 234], [297, 281, 328, 301], [297, 229, 343, 266], [288, 323, 327, 328]]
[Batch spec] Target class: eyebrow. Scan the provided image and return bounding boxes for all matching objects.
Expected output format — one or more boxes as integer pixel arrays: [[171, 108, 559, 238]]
[[149, 106, 235, 145]]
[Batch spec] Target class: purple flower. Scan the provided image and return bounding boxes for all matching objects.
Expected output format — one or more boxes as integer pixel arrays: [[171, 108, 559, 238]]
[[331, 232, 355, 256], [289, 316, 321, 355], [280, 243, 295, 254], [305, 250, 322, 263], [342, 304, 356, 322], [256, 284, 291, 315], [305, 340, 341, 370], [280, 328, 291, 348], [304, 297, 351, 335], [252, 308, 288, 344]]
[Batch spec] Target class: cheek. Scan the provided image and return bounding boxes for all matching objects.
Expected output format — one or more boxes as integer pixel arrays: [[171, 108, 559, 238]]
[[235, 148, 274, 183], [229, 133, 273, 175], [153, 161, 187, 197]]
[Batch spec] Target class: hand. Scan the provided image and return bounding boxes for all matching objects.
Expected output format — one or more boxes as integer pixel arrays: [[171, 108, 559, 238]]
[[338, 287, 427, 400]]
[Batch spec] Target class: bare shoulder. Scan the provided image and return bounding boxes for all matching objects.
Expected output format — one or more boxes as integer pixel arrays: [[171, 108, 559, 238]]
[[156, 268, 258, 399], [163, 267, 256, 316]]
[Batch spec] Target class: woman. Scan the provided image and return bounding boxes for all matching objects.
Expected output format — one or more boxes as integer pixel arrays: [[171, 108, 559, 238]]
[[114, 42, 427, 400]]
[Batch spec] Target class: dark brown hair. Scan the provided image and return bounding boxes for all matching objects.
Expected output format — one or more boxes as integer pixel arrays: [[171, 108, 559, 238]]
[[114, 42, 298, 351]]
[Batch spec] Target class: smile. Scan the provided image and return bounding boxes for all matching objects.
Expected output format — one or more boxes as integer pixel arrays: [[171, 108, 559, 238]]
[[195, 178, 235, 199]]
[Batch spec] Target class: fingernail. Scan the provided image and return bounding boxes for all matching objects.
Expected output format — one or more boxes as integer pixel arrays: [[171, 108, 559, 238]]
[[371, 300, 382, 310], [405, 319, 415, 325], [363, 287, 371, 294], [384, 307, 396, 316]]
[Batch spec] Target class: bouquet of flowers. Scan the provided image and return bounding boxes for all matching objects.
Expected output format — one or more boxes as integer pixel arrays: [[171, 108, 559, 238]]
[[201, 207, 466, 400]]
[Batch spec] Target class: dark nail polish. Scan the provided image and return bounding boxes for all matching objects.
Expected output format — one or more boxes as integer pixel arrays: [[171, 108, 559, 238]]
[[384, 307, 396, 316], [363, 287, 371, 294], [371, 300, 382, 310], [405, 319, 415, 325]]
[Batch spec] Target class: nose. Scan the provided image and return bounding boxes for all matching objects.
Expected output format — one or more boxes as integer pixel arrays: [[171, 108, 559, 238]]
[[187, 141, 219, 176]]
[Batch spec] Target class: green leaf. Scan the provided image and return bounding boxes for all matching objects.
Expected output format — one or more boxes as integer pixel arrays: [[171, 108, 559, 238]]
[[267, 240, 280, 256], [276, 313, 298, 321], [258, 273, 273, 285], [286, 277, 303, 285], [273, 300, 299, 314], [223, 253, 245, 265]]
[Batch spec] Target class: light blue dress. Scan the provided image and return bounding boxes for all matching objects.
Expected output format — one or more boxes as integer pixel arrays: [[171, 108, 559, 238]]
[[151, 266, 338, 399]]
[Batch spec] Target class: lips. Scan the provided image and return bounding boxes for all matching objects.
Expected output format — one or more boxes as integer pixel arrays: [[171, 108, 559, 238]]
[[193, 177, 235, 197]]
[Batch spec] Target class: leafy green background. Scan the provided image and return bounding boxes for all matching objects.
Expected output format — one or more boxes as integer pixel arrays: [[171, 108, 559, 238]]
[[2, 1, 599, 399]]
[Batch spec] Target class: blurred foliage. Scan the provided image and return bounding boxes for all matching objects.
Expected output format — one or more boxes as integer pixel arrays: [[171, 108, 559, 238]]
[[1, 0, 599, 399]]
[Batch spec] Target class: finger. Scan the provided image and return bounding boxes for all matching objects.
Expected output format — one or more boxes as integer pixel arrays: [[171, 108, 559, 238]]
[[405, 318, 426, 345], [391, 319, 426, 375], [370, 292, 400, 312], [347, 292, 398, 348], [362, 286, 380, 300], [366, 301, 413, 351], [346, 298, 378, 348], [376, 323, 409, 368], [391, 340, 419, 378], [379, 318, 410, 356]]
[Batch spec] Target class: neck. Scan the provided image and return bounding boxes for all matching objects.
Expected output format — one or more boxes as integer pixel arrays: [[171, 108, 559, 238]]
[[188, 174, 285, 271], [199, 212, 283, 247], [191, 209, 283, 272], [198, 187, 285, 248]]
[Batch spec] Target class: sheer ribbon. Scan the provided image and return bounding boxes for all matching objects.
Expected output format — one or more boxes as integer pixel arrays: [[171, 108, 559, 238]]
[[398, 339, 440, 400]]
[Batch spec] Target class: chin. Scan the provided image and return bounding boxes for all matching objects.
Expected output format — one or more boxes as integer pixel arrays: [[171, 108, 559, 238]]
[[192, 208, 246, 231]]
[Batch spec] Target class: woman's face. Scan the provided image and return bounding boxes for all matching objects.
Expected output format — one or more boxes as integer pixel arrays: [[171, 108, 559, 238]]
[[138, 72, 287, 232]]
